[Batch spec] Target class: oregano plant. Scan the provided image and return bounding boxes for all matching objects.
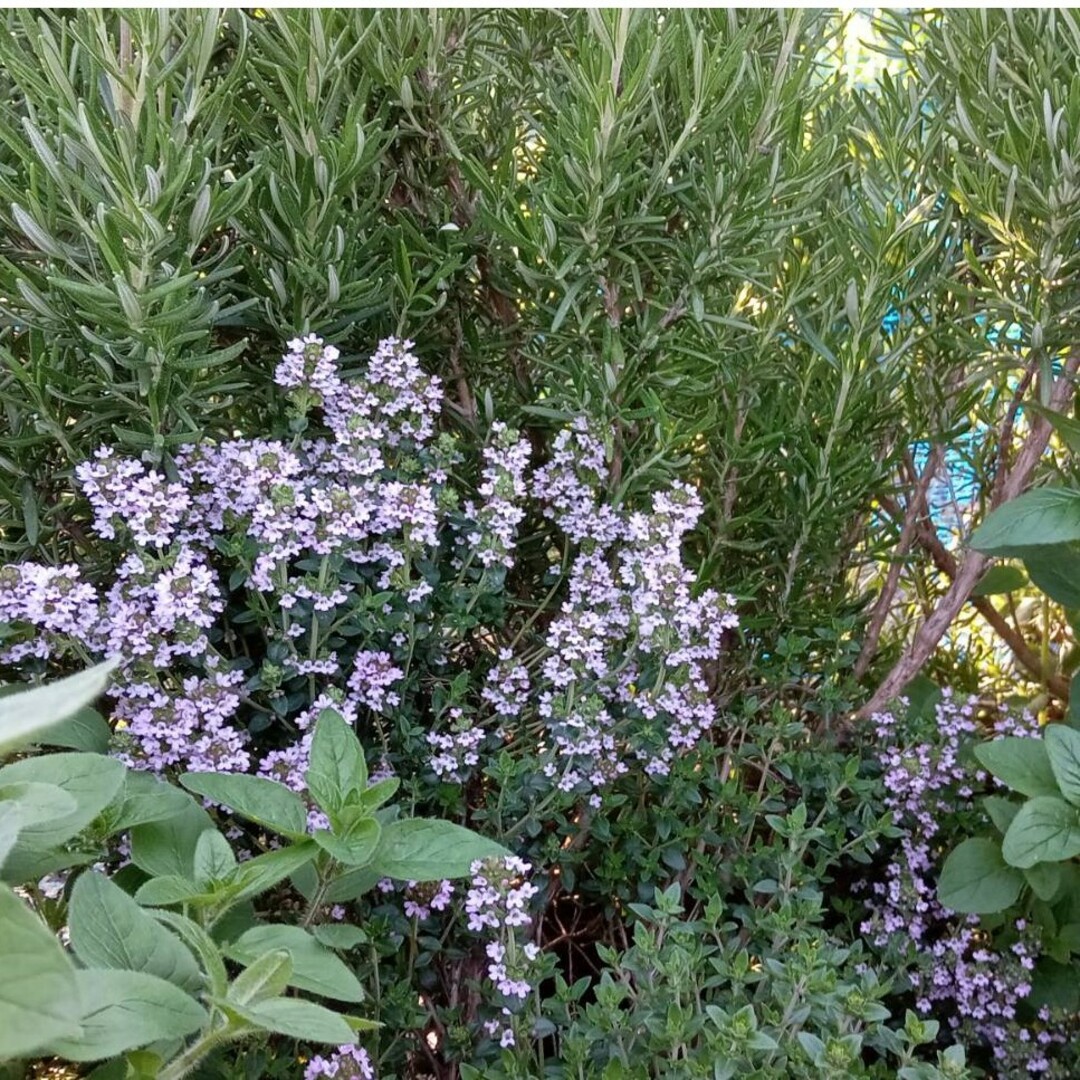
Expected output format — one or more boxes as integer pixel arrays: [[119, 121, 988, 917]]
[[0, 664, 509, 1075]]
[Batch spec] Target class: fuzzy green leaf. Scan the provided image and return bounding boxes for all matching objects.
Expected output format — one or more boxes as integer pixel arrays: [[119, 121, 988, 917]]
[[180, 772, 308, 837], [0, 883, 83, 1059], [69, 873, 202, 991]]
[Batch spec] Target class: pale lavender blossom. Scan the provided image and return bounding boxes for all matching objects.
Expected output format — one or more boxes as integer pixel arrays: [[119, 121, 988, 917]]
[[861, 695, 1067, 1073], [77, 447, 190, 548], [304, 1044, 375, 1080], [460, 421, 532, 569], [427, 707, 484, 782], [276, 334, 342, 406], [348, 651, 403, 715], [0, 332, 737, 844], [465, 856, 538, 932], [402, 879, 454, 920]]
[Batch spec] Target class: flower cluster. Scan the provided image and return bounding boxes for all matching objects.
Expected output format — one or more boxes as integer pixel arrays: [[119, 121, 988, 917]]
[[860, 694, 1067, 1074], [304, 1044, 375, 1080], [461, 421, 532, 569], [0, 334, 734, 826], [533, 420, 621, 545], [426, 706, 485, 782], [465, 855, 539, 932], [465, 856, 543, 1048], [402, 878, 454, 921], [485, 938, 541, 1000], [0, 563, 98, 664], [532, 467, 737, 803], [421, 427, 740, 806], [77, 447, 190, 547]]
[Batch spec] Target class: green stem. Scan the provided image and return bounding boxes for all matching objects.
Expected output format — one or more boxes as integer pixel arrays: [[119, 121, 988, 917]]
[[308, 554, 330, 699], [301, 871, 333, 928], [508, 543, 570, 651], [1042, 594, 1051, 695], [503, 787, 562, 838], [159, 1023, 242, 1080]]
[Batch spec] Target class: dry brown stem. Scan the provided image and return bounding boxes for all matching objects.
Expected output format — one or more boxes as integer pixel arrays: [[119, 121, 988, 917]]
[[851, 353, 1079, 723]]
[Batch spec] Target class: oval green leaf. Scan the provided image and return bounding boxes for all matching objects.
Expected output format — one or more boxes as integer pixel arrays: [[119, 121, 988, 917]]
[[47, 968, 207, 1062], [971, 564, 1027, 597], [970, 488, 1080, 557], [1045, 724, 1080, 807], [69, 872, 202, 992], [370, 818, 510, 882], [224, 924, 365, 1002], [1002, 796, 1080, 868], [179, 772, 308, 837], [974, 737, 1059, 798], [937, 837, 1024, 914], [0, 883, 82, 1059]]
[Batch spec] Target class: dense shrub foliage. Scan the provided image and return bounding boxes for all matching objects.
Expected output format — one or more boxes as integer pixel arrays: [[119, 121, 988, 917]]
[[2, 7, 1080, 1080]]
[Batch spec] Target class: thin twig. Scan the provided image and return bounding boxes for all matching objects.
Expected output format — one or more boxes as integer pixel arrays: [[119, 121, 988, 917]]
[[991, 354, 1039, 507], [853, 444, 942, 679], [446, 319, 476, 429]]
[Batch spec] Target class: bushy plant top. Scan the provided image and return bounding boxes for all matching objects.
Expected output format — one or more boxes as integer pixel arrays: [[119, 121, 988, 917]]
[[1, 335, 736, 816]]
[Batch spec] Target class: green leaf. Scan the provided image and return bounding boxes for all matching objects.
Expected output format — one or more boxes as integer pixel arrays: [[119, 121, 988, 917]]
[[38, 706, 112, 753], [1025, 861, 1064, 902], [210, 900, 258, 944], [1, 847, 96, 887], [47, 969, 207, 1062], [130, 800, 214, 879], [86, 1057, 138, 1080], [1002, 796, 1080, 868], [306, 709, 368, 820], [0, 883, 83, 1059], [1029, 958, 1080, 1013], [0, 753, 125, 849], [370, 818, 510, 882], [974, 737, 1060, 798], [0, 658, 118, 754], [0, 781, 78, 845], [983, 795, 1020, 835], [180, 772, 308, 837], [1045, 724, 1080, 806], [321, 865, 382, 903], [227, 996, 359, 1044], [135, 875, 213, 907], [150, 910, 229, 999], [937, 837, 1024, 913], [0, 802, 21, 868], [1027, 402, 1080, 455], [970, 488, 1080, 556], [1056, 921, 1080, 953], [1023, 543, 1080, 607], [360, 776, 400, 811], [797, 1031, 826, 1064], [193, 828, 238, 888], [313, 819, 381, 867], [971, 564, 1027, 596], [1070, 671, 1080, 731], [224, 924, 365, 1002], [68, 873, 202, 993], [903, 675, 942, 721], [227, 949, 292, 1007], [228, 841, 318, 904], [313, 924, 368, 950], [105, 771, 197, 833]]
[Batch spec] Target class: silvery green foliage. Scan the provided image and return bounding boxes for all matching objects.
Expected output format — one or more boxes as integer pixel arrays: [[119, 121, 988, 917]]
[[0, 8, 946, 659]]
